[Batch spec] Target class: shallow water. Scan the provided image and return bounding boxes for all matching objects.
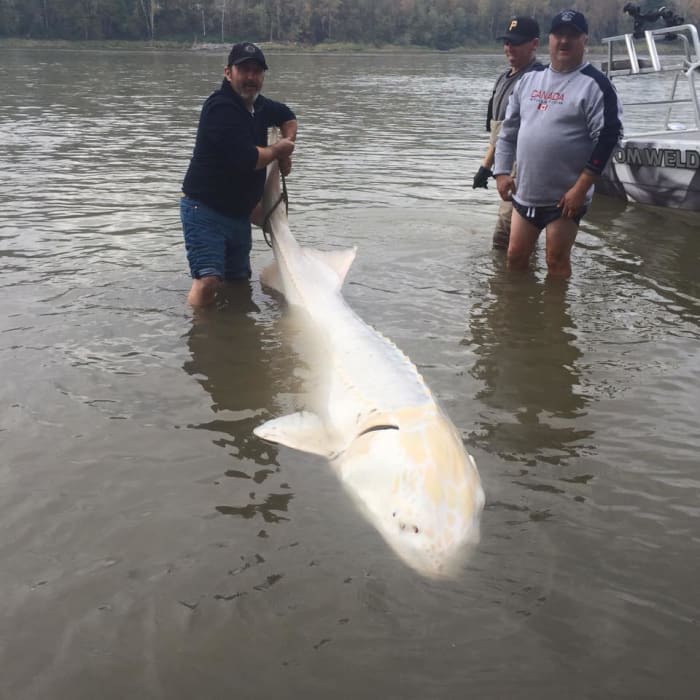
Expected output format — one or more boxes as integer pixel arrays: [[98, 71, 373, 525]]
[[1, 48, 699, 699]]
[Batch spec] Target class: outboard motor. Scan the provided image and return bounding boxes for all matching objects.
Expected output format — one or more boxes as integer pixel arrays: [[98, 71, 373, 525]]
[[623, 3, 684, 39]]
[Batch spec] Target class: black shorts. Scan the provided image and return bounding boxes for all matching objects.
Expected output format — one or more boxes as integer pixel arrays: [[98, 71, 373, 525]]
[[512, 200, 587, 231]]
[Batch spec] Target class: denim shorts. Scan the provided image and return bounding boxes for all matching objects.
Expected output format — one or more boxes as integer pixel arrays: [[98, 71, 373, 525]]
[[512, 200, 587, 231], [180, 196, 252, 280]]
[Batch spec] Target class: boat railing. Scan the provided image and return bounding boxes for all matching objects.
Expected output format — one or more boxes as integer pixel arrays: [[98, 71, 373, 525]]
[[601, 23, 700, 131], [602, 23, 699, 75]]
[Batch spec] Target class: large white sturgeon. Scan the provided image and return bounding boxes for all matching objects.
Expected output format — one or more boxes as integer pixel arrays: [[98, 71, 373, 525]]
[[254, 148, 484, 578]]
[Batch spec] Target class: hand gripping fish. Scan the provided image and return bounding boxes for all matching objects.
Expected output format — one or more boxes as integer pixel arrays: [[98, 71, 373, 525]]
[[254, 146, 484, 578]]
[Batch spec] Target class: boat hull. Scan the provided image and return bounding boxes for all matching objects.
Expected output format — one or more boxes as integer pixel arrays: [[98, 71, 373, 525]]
[[597, 132, 700, 210]]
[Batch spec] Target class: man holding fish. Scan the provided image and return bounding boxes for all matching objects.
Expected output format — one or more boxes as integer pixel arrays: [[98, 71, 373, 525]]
[[180, 42, 297, 306]]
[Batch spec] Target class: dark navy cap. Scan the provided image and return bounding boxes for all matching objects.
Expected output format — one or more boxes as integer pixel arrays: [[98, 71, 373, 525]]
[[550, 9, 589, 35], [227, 42, 268, 70]]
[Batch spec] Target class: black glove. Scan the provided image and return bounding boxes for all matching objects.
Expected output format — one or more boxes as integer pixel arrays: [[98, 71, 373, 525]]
[[472, 166, 493, 189]]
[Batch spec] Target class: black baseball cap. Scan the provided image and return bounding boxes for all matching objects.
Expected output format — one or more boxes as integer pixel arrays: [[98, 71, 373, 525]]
[[227, 42, 268, 70], [497, 16, 540, 44], [550, 9, 589, 35]]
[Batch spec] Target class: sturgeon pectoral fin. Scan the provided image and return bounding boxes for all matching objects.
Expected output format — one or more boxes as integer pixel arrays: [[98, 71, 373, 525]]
[[304, 247, 357, 289], [253, 411, 335, 457]]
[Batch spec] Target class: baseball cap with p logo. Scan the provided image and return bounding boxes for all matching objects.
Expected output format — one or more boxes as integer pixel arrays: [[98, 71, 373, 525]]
[[497, 16, 540, 45]]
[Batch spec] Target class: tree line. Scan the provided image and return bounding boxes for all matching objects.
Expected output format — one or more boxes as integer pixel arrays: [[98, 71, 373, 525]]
[[1, 0, 698, 48]]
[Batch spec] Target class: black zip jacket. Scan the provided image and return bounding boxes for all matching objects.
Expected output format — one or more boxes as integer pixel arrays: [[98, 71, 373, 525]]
[[182, 80, 295, 218]]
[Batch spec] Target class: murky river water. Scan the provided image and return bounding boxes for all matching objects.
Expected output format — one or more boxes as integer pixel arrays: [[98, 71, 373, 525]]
[[1, 47, 699, 699]]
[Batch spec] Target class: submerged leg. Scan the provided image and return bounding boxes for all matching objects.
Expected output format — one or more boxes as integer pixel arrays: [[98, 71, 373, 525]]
[[544, 217, 579, 279], [188, 275, 222, 307]]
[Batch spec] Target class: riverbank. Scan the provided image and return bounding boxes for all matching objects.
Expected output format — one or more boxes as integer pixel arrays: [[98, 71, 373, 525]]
[[0, 37, 504, 55]]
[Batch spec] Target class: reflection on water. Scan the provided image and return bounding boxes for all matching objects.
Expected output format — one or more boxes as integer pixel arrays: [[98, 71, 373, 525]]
[[467, 263, 593, 465], [587, 197, 700, 321], [183, 283, 277, 463], [182, 282, 299, 529]]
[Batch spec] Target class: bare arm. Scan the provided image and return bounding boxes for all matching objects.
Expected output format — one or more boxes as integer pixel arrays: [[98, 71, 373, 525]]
[[280, 118, 298, 142], [278, 119, 298, 176], [482, 143, 495, 169], [495, 173, 516, 202], [255, 136, 295, 170], [255, 119, 298, 171]]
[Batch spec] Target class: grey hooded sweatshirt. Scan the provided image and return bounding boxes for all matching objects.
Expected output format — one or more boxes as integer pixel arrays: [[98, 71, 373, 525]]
[[494, 62, 623, 208]]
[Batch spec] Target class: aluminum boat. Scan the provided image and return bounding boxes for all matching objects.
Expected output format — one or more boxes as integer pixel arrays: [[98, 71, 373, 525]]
[[596, 16, 700, 211]]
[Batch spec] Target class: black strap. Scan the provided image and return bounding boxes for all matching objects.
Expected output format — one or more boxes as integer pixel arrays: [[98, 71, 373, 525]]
[[261, 172, 289, 248]]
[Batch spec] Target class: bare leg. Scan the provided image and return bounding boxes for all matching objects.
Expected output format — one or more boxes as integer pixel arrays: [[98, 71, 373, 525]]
[[507, 208, 540, 271], [187, 275, 223, 307], [544, 217, 579, 279]]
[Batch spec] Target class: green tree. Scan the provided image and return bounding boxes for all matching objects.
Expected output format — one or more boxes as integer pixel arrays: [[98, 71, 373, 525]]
[[0, 0, 696, 46]]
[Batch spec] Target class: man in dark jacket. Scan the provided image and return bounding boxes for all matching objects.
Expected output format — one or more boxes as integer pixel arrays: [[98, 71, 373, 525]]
[[181, 42, 298, 306]]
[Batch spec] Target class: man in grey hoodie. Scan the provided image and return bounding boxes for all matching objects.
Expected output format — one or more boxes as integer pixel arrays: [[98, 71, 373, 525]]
[[494, 9, 623, 278]]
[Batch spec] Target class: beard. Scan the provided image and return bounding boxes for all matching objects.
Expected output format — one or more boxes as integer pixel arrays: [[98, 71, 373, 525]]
[[239, 84, 260, 107]]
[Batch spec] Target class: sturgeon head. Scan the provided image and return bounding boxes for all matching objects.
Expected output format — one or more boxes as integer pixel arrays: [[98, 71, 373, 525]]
[[333, 403, 485, 579]]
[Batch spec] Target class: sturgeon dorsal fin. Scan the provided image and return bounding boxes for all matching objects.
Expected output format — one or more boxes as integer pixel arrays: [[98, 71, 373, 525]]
[[304, 247, 357, 288], [253, 411, 336, 457]]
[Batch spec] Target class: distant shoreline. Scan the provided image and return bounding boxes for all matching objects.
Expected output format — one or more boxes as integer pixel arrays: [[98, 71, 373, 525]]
[[0, 37, 505, 55], [0, 37, 613, 60]]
